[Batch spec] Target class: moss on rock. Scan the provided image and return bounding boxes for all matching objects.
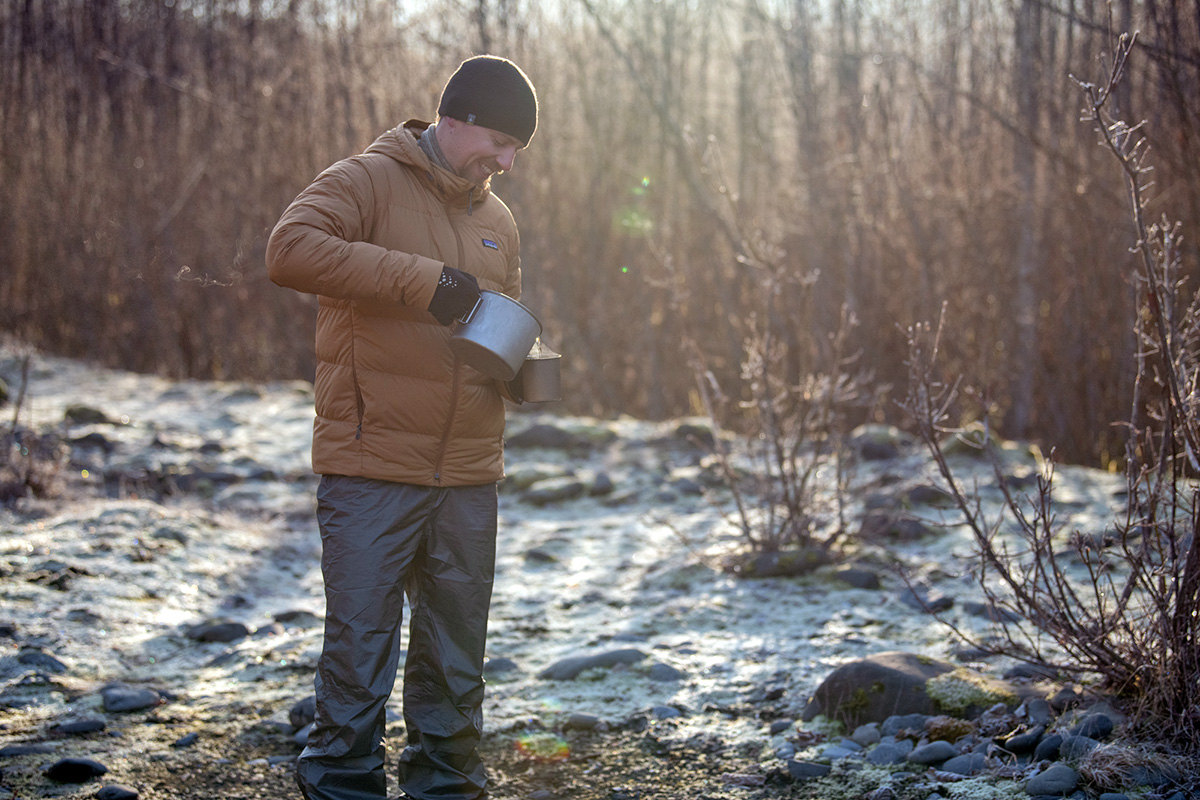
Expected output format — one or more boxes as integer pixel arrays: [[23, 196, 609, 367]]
[[925, 667, 1018, 716]]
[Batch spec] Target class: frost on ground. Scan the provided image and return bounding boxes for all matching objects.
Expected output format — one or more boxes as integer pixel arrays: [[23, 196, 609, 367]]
[[0, 346, 1132, 799]]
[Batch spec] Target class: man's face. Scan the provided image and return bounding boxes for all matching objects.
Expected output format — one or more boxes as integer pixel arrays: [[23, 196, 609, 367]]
[[437, 117, 525, 186]]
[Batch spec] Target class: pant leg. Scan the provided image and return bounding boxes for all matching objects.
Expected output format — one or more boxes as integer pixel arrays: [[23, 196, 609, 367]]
[[296, 475, 435, 800], [397, 483, 498, 800]]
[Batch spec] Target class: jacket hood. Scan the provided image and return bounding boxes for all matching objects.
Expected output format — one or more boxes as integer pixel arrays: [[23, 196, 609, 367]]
[[364, 120, 492, 207]]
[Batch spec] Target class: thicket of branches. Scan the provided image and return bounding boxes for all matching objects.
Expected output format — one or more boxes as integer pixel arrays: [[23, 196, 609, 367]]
[[899, 33, 1200, 751], [2, 0, 1198, 466]]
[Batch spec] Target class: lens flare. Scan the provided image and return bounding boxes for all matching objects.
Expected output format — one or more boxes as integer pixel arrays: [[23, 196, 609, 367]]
[[515, 732, 570, 762]]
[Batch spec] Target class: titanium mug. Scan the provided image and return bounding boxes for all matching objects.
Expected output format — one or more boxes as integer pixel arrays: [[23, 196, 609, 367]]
[[450, 290, 542, 382], [520, 346, 561, 403]]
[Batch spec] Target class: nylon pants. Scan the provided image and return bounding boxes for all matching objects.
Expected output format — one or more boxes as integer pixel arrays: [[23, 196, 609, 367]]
[[295, 475, 498, 800]]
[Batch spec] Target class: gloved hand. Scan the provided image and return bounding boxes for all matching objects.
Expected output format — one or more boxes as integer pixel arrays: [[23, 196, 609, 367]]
[[427, 266, 481, 326]]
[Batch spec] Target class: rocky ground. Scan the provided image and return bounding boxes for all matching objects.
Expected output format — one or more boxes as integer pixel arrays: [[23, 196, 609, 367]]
[[0, 345, 1194, 799]]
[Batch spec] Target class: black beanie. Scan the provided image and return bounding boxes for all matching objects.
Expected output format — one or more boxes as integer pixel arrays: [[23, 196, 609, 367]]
[[437, 56, 538, 146]]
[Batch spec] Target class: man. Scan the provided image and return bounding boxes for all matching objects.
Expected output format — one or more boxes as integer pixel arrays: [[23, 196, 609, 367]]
[[266, 55, 538, 800]]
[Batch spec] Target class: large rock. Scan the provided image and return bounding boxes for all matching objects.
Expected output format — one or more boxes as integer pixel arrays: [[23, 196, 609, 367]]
[[801, 651, 957, 727]]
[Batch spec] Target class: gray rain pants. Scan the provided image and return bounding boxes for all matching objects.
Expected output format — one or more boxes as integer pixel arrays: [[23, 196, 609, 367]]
[[295, 475, 498, 800]]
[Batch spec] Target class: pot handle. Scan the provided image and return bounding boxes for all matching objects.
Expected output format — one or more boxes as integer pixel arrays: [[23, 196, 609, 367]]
[[458, 294, 484, 325]]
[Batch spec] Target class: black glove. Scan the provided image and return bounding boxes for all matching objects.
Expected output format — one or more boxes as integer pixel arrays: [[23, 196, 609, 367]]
[[427, 266, 480, 326]]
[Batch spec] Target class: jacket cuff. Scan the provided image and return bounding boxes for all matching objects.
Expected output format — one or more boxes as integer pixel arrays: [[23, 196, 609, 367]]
[[400, 254, 447, 309]]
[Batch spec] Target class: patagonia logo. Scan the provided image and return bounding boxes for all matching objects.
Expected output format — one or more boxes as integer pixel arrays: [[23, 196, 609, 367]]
[[482, 238, 499, 250]]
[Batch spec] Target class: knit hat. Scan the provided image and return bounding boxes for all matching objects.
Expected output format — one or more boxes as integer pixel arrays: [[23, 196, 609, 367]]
[[437, 56, 539, 146]]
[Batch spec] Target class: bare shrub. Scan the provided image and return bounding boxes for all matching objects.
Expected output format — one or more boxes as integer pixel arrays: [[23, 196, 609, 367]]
[[899, 33, 1200, 753], [676, 256, 880, 573], [1, 355, 66, 504]]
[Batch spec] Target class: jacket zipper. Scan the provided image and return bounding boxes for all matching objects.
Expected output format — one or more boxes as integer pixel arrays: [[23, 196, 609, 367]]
[[349, 312, 364, 439], [433, 200, 470, 484], [432, 356, 462, 483]]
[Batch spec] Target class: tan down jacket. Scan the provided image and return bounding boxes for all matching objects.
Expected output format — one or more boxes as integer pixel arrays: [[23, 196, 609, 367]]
[[266, 120, 521, 487]]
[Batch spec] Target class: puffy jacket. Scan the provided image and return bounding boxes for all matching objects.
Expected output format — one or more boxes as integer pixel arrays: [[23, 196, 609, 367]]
[[266, 120, 521, 486]]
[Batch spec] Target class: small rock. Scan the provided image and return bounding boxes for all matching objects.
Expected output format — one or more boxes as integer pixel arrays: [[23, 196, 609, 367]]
[[1049, 685, 1081, 711], [17, 647, 68, 673], [49, 718, 106, 736], [851, 723, 881, 747], [537, 648, 646, 680], [563, 712, 601, 731], [901, 484, 954, 507], [96, 784, 140, 800], [0, 743, 55, 756], [820, 743, 860, 760], [274, 609, 323, 629], [1020, 698, 1054, 725], [1001, 725, 1043, 753], [289, 695, 316, 730], [293, 722, 314, 747], [44, 757, 109, 783], [1070, 713, 1114, 740], [505, 423, 592, 451], [1005, 663, 1059, 682], [64, 404, 112, 425], [650, 705, 682, 720], [849, 424, 910, 459], [907, 740, 957, 765], [672, 421, 716, 448], [101, 684, 161, 713], [523, 546, 559, 564], [769, 719, 794, 736], [881, 713, 930, 736], [252, 622, 286, 639], [648, 662, 687, 682], [1033, 732, 1063, 761], [786, 759, 832, 779], [1098, 794, 1130, 800], [1025, 763, 1079, 796], [865, 742, 907, 765], [483, 657, 519, 675], [172, 732, 199, 748], [185, 619, 250, 643], [586, 471, 615, 496], [522, 476, 587, 506], [960, 601, 1021, 623], [899, 587, 954, 613], [940, 752, 986, 775], [1059, 734, 1100, 760], [835, 568, 882, 590], [859, 513, 936, 542]]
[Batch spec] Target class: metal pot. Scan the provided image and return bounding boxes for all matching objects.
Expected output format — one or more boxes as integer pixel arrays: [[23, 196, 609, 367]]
[[521, 352, 561, 403], [450, 290, 542, 382]]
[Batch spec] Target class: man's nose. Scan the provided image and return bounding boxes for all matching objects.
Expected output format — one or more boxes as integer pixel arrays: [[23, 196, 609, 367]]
[[497, 146, 518, 171]]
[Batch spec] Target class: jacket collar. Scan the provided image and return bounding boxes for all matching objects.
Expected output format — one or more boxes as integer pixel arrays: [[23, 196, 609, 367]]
[[364, 120, 491, 210]]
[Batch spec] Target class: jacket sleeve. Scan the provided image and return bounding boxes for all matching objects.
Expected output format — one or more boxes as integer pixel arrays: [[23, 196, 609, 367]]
[[265, 158, 443, 309]]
